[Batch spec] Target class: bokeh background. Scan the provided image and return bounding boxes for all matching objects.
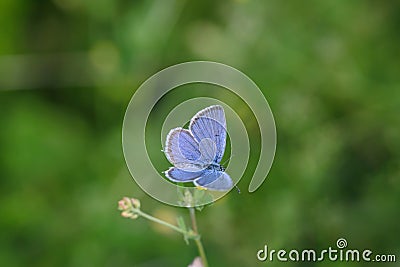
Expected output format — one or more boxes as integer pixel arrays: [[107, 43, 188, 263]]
[[1, 0, 399, 266]]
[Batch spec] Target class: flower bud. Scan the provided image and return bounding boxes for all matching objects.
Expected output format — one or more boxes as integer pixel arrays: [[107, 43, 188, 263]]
[[130, 198, 141, 209], [118, 197, 141, 219]]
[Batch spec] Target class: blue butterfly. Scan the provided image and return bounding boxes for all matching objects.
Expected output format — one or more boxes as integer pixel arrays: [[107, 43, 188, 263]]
[[163, 105, 233, 191]]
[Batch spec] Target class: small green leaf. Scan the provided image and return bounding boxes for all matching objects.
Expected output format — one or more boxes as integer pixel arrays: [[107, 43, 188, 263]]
[[177, 188, 196, 207], [195, 205, 204, 211], [193, 189, 214, 210]]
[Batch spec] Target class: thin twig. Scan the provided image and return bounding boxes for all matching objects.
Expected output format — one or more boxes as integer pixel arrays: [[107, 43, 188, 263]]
[[189, 208, 199, 233], [137, 210, 198, 239], [189, 207, 209, 267]]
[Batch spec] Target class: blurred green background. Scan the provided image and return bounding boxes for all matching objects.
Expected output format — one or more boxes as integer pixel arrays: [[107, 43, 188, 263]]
[[0, 0, 399, 266]]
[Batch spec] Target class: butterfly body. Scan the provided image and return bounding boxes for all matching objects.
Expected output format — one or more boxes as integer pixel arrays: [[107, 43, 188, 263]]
[[163, 105, 233, 191], [206, 163, 225, 172]]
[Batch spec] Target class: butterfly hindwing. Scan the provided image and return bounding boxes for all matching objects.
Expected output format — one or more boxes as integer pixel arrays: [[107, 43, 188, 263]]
[[194, 169, 233, 191], [164, 167, 204, 182]]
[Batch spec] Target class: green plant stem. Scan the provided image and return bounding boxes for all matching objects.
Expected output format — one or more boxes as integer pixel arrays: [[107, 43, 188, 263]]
[[136, 209, 197, 238], [189, 207, 209, 267], [131, 207, 209, 266]]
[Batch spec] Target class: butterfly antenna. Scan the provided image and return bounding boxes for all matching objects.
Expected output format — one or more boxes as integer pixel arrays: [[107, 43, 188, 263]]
[[221, 153, 234, 166], [235, 185, 241, 194]]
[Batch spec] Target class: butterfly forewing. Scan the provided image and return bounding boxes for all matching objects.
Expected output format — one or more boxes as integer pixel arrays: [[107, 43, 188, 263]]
[[164, 128, 207, 171], [191, 105, 226, 127], [189, 105, 227, 163]]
